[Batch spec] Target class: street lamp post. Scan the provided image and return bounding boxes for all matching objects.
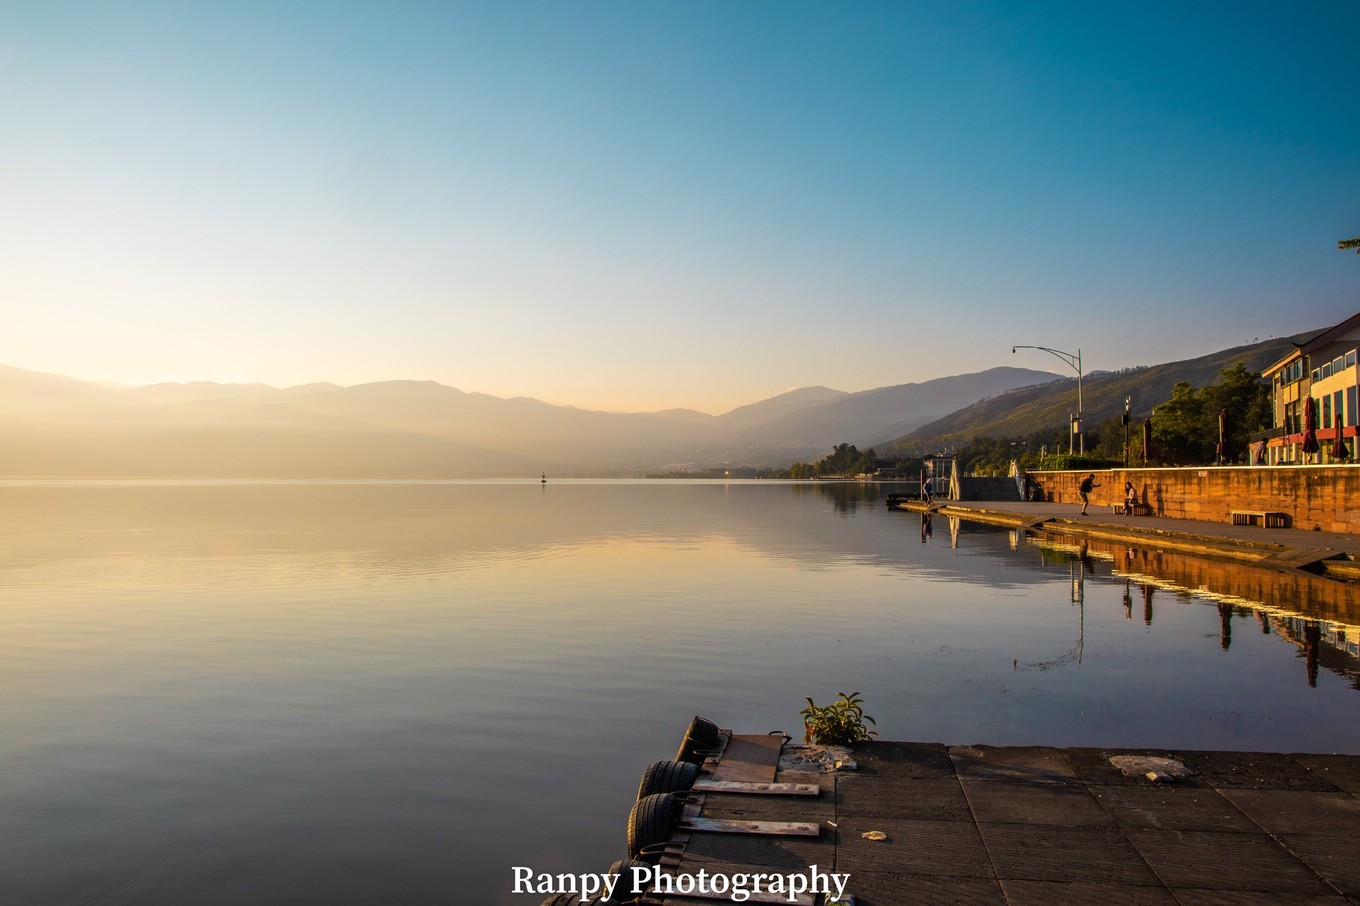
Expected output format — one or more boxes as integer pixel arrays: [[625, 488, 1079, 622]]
[[1013, 345, 1083, 455], [1122, 396, 1131, 468]]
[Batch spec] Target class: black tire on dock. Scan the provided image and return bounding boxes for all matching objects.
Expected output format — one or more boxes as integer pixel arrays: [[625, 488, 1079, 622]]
[[607, 859, 653, 899], [675, 736, 708, 764], [674, 715, 722, 764], [626, 792, 678, 859], [636, 759, 700, 800], [682, 715, 721, 747]]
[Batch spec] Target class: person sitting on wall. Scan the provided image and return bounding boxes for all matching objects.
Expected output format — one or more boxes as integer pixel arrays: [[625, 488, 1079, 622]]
[[1124, 481, 1138, 514]]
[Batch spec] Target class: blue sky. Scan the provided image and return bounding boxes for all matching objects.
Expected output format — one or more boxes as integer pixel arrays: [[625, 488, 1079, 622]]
[[2, 2, 1357, 413]]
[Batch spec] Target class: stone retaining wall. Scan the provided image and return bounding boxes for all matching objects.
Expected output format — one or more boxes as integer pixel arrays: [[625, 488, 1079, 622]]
[[1030, 465, 1360, 534]]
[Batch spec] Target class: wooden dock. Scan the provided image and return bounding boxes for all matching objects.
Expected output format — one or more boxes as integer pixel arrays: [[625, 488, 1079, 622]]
[[620, 733, 1360, 905]]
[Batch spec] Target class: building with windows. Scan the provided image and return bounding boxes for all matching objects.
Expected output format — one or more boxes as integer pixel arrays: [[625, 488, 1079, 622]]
[[1257, 311, 1360, 465]]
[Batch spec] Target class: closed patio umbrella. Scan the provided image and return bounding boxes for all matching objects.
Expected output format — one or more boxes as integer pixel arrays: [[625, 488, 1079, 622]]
[[1301, 396, 1320, 459], [1216, 407, 1227, 464], [1332, 407, 1348, 461]]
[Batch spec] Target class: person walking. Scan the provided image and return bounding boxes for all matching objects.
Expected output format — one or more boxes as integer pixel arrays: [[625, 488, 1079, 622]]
[[1078, 473, 1099, 515], [921, 471, 933, 506]]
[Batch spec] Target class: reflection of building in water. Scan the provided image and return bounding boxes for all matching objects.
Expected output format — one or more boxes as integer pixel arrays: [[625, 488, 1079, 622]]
[[1270, 616, 1360, 690], [1025, 535, 1360, 689]]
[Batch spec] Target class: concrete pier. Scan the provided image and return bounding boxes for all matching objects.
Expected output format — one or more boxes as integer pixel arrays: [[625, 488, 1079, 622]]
[[888, 498, 1360, 585], [647, 739, 1360, 905]]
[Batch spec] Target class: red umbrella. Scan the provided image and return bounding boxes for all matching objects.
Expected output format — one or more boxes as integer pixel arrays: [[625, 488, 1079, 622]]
[[1332, 406, 1348, 461], [1142, 417, 1152, 465], [1301, 396, 1320, 458]]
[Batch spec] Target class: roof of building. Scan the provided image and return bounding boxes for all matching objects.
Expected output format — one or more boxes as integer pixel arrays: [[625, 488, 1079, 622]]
[[1299, 310, 1360, 354], [1260, 310, 1360, 377]]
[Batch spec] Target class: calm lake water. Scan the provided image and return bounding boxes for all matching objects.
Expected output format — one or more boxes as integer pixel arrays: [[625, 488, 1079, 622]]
[[2, 480, 1357, 904]]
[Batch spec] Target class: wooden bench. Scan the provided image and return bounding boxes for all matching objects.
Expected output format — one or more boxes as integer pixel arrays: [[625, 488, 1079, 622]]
[[1112, 503, 1152, 516], [1230, 510, 1288, 528]]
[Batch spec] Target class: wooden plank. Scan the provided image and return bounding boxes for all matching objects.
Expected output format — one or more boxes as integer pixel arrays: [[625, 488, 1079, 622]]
[[681, 817, 821, 836], [707, 734, 783, 783], [1259, 548, 1339, 570], [692, 779, 821, 796]]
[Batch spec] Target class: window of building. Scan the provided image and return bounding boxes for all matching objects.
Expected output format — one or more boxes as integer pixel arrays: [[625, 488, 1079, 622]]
[[1323, 395, 1332, 428], [1323, 362, 1333, 379], [1312, 367, 1320, 382], [1347, 350, 1357, 368], [1334, 356, 1345, 373], [1349, 386, 1357, 427]]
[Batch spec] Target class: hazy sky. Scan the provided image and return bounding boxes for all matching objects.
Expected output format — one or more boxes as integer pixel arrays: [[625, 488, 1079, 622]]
[[3, 2, 1357, 414]]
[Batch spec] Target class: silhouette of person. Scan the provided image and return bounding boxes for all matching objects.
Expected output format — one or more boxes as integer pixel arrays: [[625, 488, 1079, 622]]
[[1078, 473, 1099, 515]]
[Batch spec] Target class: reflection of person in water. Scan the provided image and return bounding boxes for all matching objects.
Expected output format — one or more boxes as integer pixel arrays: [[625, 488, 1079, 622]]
[[920, 512, 933, 543], [1077, 540, 1093, 574], [1304, 622, 1320, 687], [1123, 579, 1132, 619], [1142, 585, 1154, 625], [1218, 602, 1232, 651]]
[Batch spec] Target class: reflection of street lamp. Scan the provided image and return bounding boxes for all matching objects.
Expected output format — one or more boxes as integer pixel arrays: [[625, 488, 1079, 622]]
[[1013, 345, 1083, 454]]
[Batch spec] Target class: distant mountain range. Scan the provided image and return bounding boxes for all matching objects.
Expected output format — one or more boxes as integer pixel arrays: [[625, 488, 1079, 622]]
[[0, 330, 1307, 477], [0, 364, 1059, 477]]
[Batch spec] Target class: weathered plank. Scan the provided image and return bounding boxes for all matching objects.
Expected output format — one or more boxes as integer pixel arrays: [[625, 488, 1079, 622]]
[[707, 734, 783, 783], [691, 779, 820, 796]]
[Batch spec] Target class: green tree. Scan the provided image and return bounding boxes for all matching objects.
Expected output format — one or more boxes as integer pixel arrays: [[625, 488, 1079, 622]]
[[816, 443, 876, 476], [1150, 364, 1269, 464], [1340, 237, 1360, 253], [1091, 415, 1131, 463], [1153, 381, 1209, 463]]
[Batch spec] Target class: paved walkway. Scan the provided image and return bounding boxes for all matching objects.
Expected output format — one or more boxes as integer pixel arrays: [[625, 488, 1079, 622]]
[[890, 500, 1360, 584], [661, 740, 1360, 905], [934, 500, 1360, 554]]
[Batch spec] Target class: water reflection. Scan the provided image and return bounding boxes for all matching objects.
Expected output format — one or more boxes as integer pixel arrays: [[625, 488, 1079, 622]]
[[2, 480, 1358, 905], [1020, 532, 1358, 691]]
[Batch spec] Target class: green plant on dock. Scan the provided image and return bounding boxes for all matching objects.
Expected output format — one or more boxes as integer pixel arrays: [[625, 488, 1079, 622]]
[[800, 691, 877, 745]]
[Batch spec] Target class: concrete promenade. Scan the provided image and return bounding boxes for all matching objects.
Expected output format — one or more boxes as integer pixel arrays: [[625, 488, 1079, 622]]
[[657, 740, 1360, 905], [889, 499, 1360, 584]]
